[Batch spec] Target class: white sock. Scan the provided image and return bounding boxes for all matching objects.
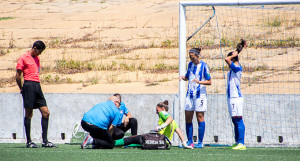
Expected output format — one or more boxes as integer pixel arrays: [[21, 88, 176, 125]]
[[89, 137, 93, 144]]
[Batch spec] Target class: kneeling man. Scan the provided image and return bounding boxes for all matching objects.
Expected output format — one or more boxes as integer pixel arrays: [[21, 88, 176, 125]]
[[81, 96, 121, 149]]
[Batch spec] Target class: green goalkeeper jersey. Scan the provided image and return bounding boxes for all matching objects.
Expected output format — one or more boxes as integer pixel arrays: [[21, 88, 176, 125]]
[[158, 111, 179, 140]]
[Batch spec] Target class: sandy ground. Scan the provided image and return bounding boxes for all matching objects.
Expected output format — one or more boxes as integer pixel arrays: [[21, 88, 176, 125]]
[[0, 0, 181, 93], [0, 0, 299, 94]]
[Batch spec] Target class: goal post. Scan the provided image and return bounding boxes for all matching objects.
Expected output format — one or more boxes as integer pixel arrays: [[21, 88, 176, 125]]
[[178, 0, 300, 147]]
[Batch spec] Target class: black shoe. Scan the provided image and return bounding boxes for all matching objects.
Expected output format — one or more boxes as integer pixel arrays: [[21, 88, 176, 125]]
[[26, 142, 40, 148], [42, 141, 58, 148]]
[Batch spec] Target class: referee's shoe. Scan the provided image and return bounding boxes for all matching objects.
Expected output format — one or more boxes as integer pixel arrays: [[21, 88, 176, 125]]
[[42, 141, 58, 148], [26, 142, 39, 148]]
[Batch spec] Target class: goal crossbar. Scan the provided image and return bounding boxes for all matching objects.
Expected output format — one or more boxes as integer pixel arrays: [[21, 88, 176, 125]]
[[180, 0, 300, 7]]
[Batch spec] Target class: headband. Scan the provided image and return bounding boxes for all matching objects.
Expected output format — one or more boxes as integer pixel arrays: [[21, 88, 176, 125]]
[[189, 49, 200, 55]]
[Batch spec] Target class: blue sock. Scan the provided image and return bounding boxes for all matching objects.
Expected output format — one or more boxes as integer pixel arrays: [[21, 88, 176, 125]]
[[233, 118, 245, 145], [237, 118, 245, 145], [186, 123, 193, 144], [198, 121, 205, 144], [232, 118, 239, 143]]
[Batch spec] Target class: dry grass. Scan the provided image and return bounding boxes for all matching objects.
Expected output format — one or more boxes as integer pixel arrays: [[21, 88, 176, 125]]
[[0, 1, 299, 94]]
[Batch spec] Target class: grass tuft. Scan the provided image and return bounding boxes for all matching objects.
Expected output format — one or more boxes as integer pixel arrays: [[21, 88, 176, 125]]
[[267, 16, 282, 27], [0, 17, 14, 21]]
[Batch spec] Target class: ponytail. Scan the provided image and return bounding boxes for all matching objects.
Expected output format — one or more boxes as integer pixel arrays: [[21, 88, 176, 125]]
[[228, 39, 247, 62], [157, 100, 169, 111], [236, 39, 247, 54]]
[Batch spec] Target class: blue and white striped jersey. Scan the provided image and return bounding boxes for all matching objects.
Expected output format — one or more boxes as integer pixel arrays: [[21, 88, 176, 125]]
[[185, 61, 211, 99], [227, 62, 243, 98]]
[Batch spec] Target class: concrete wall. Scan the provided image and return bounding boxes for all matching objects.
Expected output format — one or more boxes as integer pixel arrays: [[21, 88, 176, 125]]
[[0, 93, 177, 144], [0, 93, 299, 147]]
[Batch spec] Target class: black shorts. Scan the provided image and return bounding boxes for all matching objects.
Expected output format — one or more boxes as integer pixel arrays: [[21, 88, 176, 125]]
[[22, 80, 47, 109]]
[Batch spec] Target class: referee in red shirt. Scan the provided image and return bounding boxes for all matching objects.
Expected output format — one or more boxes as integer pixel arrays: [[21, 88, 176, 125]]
[[16, 40, 57, 148]]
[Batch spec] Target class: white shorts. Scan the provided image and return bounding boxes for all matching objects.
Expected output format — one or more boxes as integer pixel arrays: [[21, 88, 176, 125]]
[[185, 95, 207, 112], [227, 97, 243, 117]]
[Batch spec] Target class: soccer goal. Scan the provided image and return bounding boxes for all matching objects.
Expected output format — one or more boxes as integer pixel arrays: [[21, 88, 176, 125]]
[[178, 0, 300, 147]]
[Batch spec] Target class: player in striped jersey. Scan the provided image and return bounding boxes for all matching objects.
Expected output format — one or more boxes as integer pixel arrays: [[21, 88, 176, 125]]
[[225, 39, 247, 150], [180, 48, 211, 148]]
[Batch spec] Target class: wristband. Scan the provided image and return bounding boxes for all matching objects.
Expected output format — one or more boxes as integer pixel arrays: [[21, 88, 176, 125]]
[[161, 123, 168, 128]]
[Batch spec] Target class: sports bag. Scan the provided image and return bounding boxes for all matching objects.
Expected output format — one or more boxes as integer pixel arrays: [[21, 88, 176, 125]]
[[141, 131, 171, 150]]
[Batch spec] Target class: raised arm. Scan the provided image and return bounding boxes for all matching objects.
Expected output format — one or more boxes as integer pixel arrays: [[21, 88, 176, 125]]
[[225, 51, 238, 66]]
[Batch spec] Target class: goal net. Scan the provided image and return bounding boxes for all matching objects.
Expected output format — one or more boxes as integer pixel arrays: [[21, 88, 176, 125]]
[[178, 0, 300, 147]]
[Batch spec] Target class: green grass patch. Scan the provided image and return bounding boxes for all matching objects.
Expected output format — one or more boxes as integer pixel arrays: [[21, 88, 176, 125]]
[[0, 143, 299, 161], [54, 59, 178, 74], [253, 38, 299, 48], [0, 17, 14, 21], [161, 39, 177, 48], [55, 59, 94, 74], [220, 36, 240, 47], [266, 16, 282, 27], [189, 39, 215, 48]]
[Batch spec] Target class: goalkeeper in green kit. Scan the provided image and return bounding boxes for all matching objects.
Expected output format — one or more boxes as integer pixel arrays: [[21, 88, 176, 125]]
[[114, 100, 193, 149]]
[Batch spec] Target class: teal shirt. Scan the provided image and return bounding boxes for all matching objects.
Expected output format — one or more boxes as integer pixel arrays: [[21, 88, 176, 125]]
[[82, 100, 120, 129], [117, 102, 129, 126]]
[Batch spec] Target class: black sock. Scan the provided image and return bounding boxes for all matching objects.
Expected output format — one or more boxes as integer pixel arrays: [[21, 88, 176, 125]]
[[41, 117, 49, 143], [24, 117, 31, 143], [129, 118, 138, 135], [124, 135, 142, 145]]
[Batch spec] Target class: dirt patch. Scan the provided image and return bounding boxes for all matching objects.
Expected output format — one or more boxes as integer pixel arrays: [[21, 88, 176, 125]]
[[0, 1, 299, 94]]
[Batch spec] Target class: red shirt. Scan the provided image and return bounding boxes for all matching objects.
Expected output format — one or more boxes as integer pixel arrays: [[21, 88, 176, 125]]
[[16, 52, 41, 82]]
